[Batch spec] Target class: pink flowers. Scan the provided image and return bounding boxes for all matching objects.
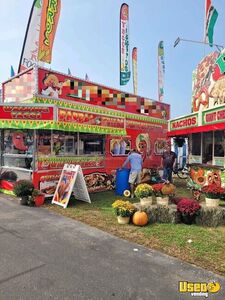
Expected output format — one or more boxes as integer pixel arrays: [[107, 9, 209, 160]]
[[177, 198, 201, 216]]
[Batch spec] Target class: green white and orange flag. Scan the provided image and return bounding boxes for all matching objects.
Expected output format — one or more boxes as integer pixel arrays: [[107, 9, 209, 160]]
[[158, 41, 165, 102], [120, 3, 131, 85], [38, 0, 61, 63], [132, 47, 137, 95], [204, 0, 218, 46]]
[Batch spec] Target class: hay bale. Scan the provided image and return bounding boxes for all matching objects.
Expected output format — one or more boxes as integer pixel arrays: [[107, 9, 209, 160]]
[[195, 204, 225, 227], [156, 204, 180, 224]]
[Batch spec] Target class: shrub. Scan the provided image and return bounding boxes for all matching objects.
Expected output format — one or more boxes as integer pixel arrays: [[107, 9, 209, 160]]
[[13, 180, 34, 197]]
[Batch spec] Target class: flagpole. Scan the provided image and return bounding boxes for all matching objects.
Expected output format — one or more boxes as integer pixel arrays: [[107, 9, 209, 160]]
[[174, 37, 223, 50]]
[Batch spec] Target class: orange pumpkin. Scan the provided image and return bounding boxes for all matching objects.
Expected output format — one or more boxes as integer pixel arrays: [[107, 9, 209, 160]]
[[132, 211, 148, 226], [161, 183, 176, 195]]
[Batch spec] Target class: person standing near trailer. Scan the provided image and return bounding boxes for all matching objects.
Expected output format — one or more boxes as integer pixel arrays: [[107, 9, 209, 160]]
[[162, 143, 177, 183], [122, 149, 143, 198]]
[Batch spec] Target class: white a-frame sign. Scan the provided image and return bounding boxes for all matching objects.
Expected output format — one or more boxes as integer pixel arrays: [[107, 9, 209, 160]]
[[52, 164, 91, 208]]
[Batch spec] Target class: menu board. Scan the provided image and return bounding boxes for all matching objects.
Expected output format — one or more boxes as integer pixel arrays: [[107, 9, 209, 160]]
[[52, 164, 91, 208]]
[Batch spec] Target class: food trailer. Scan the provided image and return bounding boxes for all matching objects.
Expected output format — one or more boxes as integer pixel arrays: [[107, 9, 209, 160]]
[[0, 66, 169, 196], [168, 51, 225, 187]]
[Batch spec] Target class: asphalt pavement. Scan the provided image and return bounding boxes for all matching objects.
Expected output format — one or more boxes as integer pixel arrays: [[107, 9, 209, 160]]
[[0, 195, 224, 300]]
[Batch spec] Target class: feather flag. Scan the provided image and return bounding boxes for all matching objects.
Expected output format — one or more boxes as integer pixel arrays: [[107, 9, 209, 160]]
[[10, 66, 15, 77], [132, 47, 137, 95], [38, 0, 61, 63], [204, 0, 218, 46], [120, 3, 130, 85], [158, 41, 165, 102], [68, 68, 71, 75], [18, 0, 43, 73]]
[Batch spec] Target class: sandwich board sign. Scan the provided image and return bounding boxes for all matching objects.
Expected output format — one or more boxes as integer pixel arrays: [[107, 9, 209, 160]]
[[52, 164, 91, 208]]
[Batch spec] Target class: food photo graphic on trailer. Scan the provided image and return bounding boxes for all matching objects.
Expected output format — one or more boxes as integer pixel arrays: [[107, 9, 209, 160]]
[[52, 164, 91, 208]]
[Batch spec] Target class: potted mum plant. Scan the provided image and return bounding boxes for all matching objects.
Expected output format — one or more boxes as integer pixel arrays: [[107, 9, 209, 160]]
[[152, 183, 164, 200], [112, 199, 136, 224], [201, 184, 225, 207], [13, 180, 34, 205], [177, 198, 201, 225], [134, 183, 153, 205], [32, 189, 45, 207], [155, 182, 176, 206]]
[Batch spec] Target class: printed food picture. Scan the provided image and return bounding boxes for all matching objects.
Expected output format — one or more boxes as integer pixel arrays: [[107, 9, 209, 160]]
[[136, 134, 150, 161], [55, 172, 74, 204]]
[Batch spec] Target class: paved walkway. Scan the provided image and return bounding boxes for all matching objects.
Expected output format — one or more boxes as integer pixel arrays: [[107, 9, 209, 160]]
[[0, 195, 224, 300]]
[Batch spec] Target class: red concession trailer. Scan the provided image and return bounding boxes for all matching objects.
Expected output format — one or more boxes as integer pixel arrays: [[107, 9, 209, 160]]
[[0, 66, 169, 196]]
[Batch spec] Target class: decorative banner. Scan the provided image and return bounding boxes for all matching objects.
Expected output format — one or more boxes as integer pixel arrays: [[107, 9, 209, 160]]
[[52, 164, 91, 208], [18, 0, 43, 73], [204, 0, 218, 46], [38, 0, 61, 63], [192, 51, 222, 112], [132, 47, 137, 95], [158, 41, 165, 102], [120, 3, 130, 85]]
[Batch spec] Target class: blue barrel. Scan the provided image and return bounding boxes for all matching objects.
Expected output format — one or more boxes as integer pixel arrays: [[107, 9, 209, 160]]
[[115, 168, 130, 195]]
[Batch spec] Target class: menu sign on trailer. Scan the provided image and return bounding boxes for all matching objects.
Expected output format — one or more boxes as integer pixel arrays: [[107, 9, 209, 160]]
[[0, 106, 54, 120], [203, 107, 225, 125], [170, 114, 198, 131], [58, 108, 125, 128]]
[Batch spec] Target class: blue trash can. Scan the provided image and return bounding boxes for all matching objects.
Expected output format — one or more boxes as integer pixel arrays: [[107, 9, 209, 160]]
[[115, 168, 130, 196]]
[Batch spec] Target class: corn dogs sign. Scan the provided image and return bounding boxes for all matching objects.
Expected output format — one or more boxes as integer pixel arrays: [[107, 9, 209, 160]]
[[52, 164, 91, 208]]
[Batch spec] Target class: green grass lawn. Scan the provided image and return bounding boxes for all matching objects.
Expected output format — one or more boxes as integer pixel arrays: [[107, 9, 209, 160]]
[[45, 177, 225, 276]]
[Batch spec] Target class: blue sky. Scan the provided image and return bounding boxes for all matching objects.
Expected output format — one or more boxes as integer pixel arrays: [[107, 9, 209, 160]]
[[0, 0, 225, 118]]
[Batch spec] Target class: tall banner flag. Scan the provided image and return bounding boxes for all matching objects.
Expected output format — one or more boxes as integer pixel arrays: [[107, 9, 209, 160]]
[[204, 0, 218, 46], [120, 3, 130, 85], [132, 47, 137, 94], [38, 0, 61, 63], [158, 41, 165, 102], [18, 0, 43, 73], [10, 66, 15, 77]]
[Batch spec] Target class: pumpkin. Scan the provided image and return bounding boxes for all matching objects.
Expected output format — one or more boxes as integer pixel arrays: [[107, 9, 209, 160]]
[[132, 211, 148, 226], [161, 183, 176, 195]]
